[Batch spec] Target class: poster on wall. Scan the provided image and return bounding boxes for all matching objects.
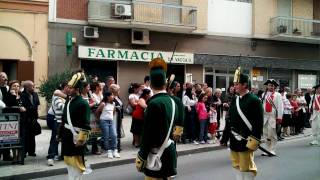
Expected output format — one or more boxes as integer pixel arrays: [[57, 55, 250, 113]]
[[298, 74, 317, 89]]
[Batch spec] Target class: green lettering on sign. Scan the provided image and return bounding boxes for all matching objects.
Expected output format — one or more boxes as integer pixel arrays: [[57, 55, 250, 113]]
[[108, 49, 115, 59], [88, 48, 95, 57], [141, 52, 148, 60], [130, 51, 139, 60], [96, 49, 105, 58], [118, 50, 128, 59], [158, 53, 163, 59]]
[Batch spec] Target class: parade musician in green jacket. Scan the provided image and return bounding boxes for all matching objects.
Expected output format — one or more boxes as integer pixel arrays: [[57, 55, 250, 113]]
[[136, 58, 184, 180], [60, 72, 91, 180], [220, 67, 263, 180]]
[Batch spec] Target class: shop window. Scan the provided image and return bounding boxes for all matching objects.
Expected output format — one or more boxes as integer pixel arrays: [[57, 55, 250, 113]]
[[205, 75, 213, 88], [205, 67, 213, 73]]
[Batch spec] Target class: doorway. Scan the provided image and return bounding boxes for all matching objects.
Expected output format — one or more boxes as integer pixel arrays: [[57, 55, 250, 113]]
[[81, 60, 117, 83]]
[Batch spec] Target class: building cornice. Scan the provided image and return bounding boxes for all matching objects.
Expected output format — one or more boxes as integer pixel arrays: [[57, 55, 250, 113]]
[[0, 0, 48, 13]]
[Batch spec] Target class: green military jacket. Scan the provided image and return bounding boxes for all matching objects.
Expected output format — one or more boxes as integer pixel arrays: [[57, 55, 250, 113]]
[[61, 95, 91, 156], [221, 93, 263, 152], [138, 92, 179, 178]]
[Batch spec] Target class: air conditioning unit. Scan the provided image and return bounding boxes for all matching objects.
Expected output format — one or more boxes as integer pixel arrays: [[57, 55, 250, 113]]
[[84, 26, 99, 39], [114, 4, 132, 16], [131, 29, 150, 45]]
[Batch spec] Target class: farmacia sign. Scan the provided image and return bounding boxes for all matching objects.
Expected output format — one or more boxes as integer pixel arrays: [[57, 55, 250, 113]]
[[78, 46, 194, 64]]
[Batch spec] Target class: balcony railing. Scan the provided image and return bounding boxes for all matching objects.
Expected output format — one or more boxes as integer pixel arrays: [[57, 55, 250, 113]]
[[270, 16, 320, 41], [88, 0, 197, 30]]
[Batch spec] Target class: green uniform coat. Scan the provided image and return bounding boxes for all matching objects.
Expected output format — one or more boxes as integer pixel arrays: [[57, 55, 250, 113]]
[[138, 92, 179, 178], [221, 93, 263, 152], [61, 95, 91, 156]]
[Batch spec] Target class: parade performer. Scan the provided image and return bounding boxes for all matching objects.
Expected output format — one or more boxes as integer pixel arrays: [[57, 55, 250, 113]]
[[60, 72, 91, 180], [135, 58, 183, 180], [309, 83, 320, 145], [220, 67, 263, 180], [261, 79, 283, 156]]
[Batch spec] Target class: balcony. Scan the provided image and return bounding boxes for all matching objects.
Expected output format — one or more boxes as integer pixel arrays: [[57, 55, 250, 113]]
[[88, 0, 197, 33], [270, 16, 320, 44]]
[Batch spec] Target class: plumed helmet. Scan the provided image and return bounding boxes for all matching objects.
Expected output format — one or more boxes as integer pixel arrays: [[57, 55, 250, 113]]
[[233, 67, 251, 87], [149, 58, 167, 88], [68, 72, 86, 89]]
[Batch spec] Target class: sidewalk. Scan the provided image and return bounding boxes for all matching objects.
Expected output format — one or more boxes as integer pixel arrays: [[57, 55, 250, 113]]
[[0, 116, 312, 179]]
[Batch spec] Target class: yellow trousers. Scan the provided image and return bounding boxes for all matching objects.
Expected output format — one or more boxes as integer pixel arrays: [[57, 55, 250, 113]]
[[145, 176, 173, 180], [230, 150, 257, 176]]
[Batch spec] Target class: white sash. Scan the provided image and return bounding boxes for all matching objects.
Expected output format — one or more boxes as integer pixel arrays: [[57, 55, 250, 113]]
[[236, 96, 252, 131], [66, 98, 79, 144]]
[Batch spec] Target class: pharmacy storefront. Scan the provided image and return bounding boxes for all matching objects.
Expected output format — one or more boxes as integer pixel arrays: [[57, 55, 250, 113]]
[[78, 46, 198, 100]]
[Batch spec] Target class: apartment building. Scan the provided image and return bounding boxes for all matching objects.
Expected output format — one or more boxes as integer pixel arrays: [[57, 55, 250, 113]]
[[48, 0, 319, 97], [201, 0, 320, 92], [48, 0, 207, 100], [0, 0, 49, 85]]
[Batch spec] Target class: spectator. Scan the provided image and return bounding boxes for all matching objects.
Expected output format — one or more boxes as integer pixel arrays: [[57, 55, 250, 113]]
[[81, 82, 101, 155], [90, 81, 103, 153], [282, 93, 293, 137], [212, 88, 223, 137], [6, 80, 26, 163], [0, 72, 11, 161], [95, 92, 120, 159], [131, 89, 151, 147], [296, 89, 307, 134], [194, 83, 203, 98], [47, 81, 69, 166], [182, 87, 198, 144], [109, 84, 124, 152], [290, 94, 299, 135], [103, 76, 115, 94], [196, 93, 209, 144], [202, 83, 208, 93], [20, 80, 40, 157], [168, 81, 181, 99], [143, 76, 153, 96], [208, 104, 218, 144]]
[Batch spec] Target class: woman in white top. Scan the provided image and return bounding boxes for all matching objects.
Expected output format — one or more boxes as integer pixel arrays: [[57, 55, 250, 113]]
[[95, 92, 120, 159], [182, 86, 198, 144], [296, 89, 307, 134], [109, 84, 124, 152]]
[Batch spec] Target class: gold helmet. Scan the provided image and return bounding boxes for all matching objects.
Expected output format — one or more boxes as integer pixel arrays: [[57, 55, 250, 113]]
[[68, 71, 86, 88]]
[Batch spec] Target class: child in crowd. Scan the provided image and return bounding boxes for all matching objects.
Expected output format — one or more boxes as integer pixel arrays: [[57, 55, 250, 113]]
[[196, 93, 209, 144], [208, 104, 218, 143], [95, 92, 120, 159]]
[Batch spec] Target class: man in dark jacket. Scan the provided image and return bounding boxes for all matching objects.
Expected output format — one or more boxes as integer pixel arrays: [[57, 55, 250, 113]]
[[20, 80, 40, 157], [220, 67, 263, 180], [136, 58, 183, 180]]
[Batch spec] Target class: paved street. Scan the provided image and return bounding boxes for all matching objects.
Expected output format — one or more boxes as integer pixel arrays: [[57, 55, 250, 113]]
[[34, 136, 320, 180]]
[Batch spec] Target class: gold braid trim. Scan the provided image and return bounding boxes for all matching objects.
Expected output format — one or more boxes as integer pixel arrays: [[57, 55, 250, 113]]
[[173, 126, 183, 136]]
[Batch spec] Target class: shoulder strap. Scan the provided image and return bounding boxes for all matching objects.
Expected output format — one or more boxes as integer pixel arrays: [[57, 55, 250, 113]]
[[236, 96, 252, 131], [66, 98, 78, 136], [157, 98, 175, 156]]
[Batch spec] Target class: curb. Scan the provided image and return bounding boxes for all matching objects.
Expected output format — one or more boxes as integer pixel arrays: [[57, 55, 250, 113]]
[[1, 145, 225, 180]]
